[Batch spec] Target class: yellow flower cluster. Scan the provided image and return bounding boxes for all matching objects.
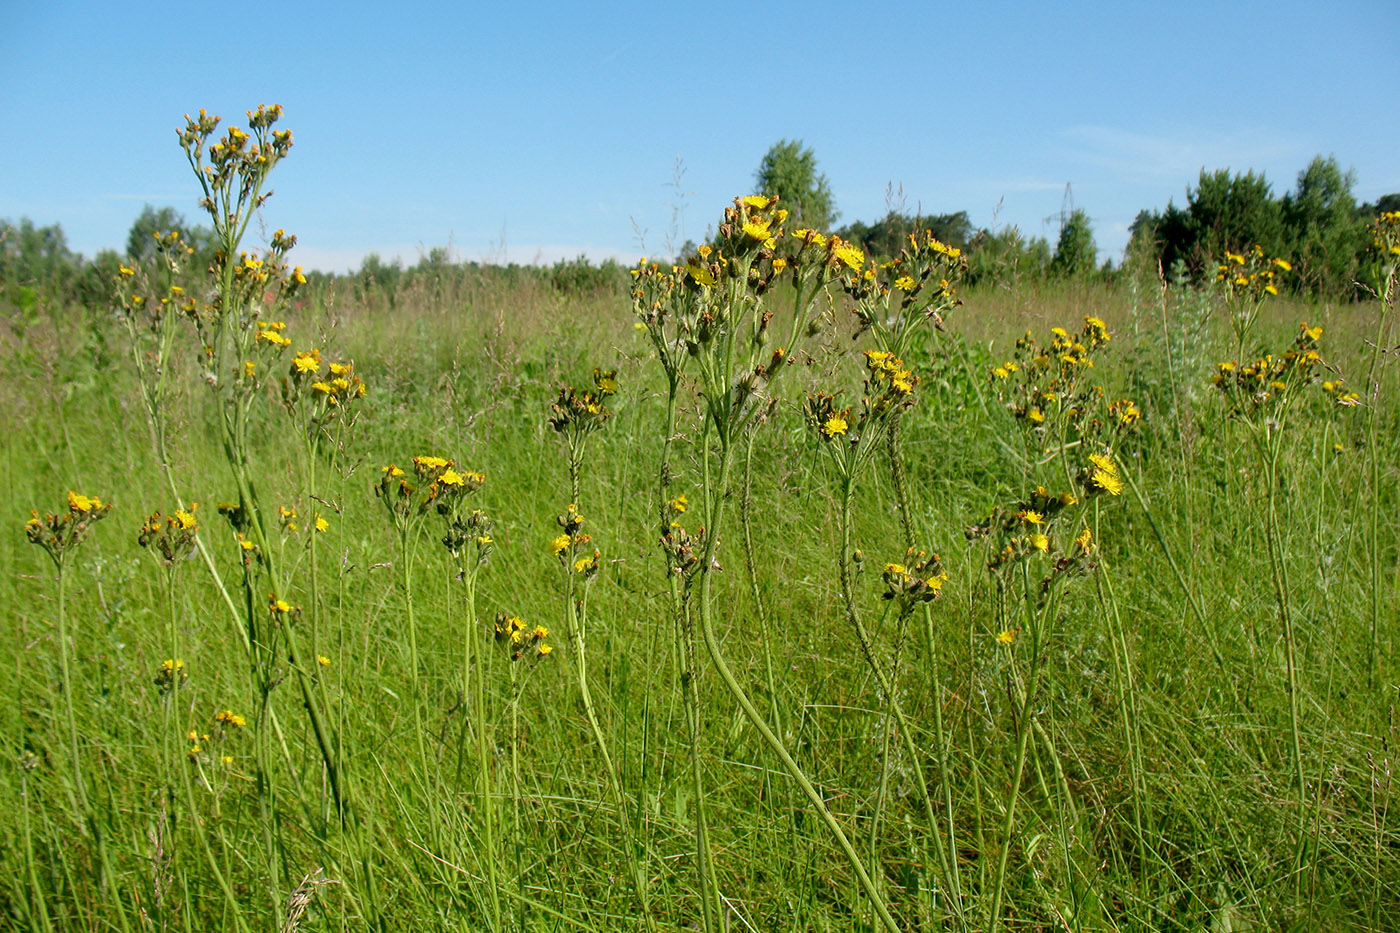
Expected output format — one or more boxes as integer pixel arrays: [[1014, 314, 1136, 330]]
[[154, 658, 187, 694], [1215, 245, 1292, 300], [550, 504, 600, 578], [26, 491, 113, 566], [548, 369, 617, 436], [137, 503, 200, 564], [996, 317, 1122, 442], [494, 614, 553, 661], [881, 548, 948, 612], [1212, 321, 1327, 414]]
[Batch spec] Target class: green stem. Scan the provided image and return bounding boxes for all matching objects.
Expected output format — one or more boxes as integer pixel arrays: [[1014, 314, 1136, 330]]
[[699, 434, 901, 933]]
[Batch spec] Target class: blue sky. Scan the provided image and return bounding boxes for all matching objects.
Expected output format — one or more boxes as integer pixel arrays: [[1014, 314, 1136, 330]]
[[4, 0, 1397, 272]]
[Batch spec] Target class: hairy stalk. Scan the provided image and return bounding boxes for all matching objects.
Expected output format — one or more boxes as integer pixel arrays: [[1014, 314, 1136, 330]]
[[1260, 431, 1308, 888], [563, 440, 656, 933], [836, 477, 965, 928], [986, 563, 1063, 932], [699, 433, 902, 933]]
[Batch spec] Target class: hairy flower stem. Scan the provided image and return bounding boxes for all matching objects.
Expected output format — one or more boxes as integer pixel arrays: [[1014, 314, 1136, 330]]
[[837, 478, 965, 929], [1363, 272, 1393, 687], [700, 434, 901, 933], [884, 409, 967, 925], [655, 390, 721, 933], [564, 441, 657, 933], [399, 524, 429, 768], [987, 565, 1063, 933], [1091, 508, 1149, 890], [1261, 431, 1308, 886], [468, 574, 501, 932]]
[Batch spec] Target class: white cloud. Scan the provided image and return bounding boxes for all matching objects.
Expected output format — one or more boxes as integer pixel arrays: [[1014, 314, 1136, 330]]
[[1055, 124, 1305, 182]]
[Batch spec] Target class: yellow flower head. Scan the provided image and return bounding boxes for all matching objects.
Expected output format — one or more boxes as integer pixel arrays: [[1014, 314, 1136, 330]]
[[741, 195, 772, 210], [549, 534, 572, 556], [822, 415, 849, 438], [996, 629, 1016, 646], [832, 241, 864, 271], [68, 491, 101, 514]]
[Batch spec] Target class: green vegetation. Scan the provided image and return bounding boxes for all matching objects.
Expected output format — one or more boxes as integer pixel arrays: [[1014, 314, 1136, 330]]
[[3, 108, 1400, 933]]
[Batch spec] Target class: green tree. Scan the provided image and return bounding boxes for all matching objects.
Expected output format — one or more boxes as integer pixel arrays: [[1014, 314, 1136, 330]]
[[1186, 168, 1284, 270], [838, 210, 973, 260], [0, 217, 80, 296], [1282, 155, 1367, 297], [754, 139, 837, 231], [1050, 209, 1097, 278], [965, 225, 1050, 288]]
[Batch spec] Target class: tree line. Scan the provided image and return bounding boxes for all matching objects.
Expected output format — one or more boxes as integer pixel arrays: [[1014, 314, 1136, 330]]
[[4, 147, 1396, 310]]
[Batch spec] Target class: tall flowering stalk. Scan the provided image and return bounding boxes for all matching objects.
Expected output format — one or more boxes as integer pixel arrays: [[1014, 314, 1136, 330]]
[[805, 349, 967, 927], [547, 371, 657, 933], [978, 319, 1129, 930], [176, 107, 346, 850], [1361, 213, 1399, 686], [834, 231, 970, 925], [25, 492, 112, 808], [1211, 303, 1346, 885], [636, 196, 902, 933]]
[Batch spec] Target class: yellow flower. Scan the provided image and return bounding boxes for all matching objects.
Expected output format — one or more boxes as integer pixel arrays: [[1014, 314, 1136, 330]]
[[1091, 468, 1123, 496], [833, 242, 864, 271], [996, 630, 1016, 646], [1273, 258, 1292, 271], [215, 709, 246, 728], [537, 644, 554, 657], [292, 350, 320, 374], [1029, 533, 1049, 552], [822, 415, 849, 438], [573, 556, 592, 573], [1088, 453, 1116, 475], [314, 514, 329, 533], [741, 195, 771, 209], [1075, 527, 1093, 552], [317, 655, 331, 667], [549, 534, 572, 555], [894, 275, 916, 290], [884, 563, 907, 575], [1027, 408, 1045, 425], [67, 491, 100, 514], [439, 468, 464, 487], [669, 494, 688, 513], [742, 219, 773, 242], [173, 508, 198, 530]]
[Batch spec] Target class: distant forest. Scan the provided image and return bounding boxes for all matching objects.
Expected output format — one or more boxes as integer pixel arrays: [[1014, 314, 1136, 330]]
[[4, 154, 1397, 310]]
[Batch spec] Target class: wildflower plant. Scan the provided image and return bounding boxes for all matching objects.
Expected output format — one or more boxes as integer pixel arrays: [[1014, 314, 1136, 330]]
[[1211, 316, 1343, 885], [636, 195, 902, 933], [25, 492, 113, 808], [1214, 244, 1294, 357]]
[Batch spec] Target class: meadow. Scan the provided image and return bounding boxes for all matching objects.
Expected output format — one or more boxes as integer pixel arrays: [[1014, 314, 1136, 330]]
[[2, 107, 1398, 933]]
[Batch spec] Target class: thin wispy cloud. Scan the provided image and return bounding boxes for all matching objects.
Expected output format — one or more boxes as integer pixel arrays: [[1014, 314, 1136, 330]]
[[1055, 125, 1306, 183]]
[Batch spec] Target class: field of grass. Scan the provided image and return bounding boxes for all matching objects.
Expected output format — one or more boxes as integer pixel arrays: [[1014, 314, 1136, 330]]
[[2, 116, 1398, 933]]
